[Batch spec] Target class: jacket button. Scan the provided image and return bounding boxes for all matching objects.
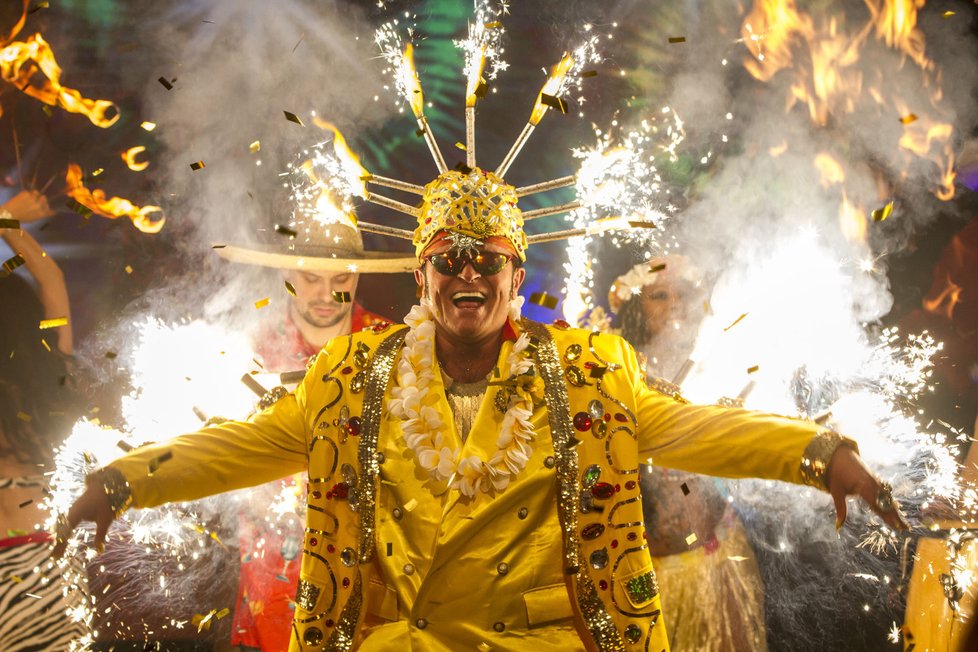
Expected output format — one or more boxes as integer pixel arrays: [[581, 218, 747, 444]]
[[496, 562, 509, 575], [517, 507, 528, 519], [403, 563, 415, 575], [544, 456, 555, 469], [493, 622, 505, 632], [392, 507, 403, 520], [416, 618, 428, 629]]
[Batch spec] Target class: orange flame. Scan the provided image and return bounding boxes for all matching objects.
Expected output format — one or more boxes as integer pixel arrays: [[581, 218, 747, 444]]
[[864, 0, 930, 70], [923, 273, 962, 320], [742, 0, 956, 202], [814, 152, 845, 187], [122, 146, 149, 172], [1, 33, 119, 127], [838, 190, 867, 243], [312, 117, 368, 197], [65, 164, 164, 233]]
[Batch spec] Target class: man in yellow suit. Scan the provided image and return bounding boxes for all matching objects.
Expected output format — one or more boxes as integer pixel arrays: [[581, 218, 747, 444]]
[[59, 168, 906, 651]]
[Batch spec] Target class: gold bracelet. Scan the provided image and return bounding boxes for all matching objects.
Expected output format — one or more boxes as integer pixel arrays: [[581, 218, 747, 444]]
[[86, 467, 133, 516], [800, 430, 859, 490]]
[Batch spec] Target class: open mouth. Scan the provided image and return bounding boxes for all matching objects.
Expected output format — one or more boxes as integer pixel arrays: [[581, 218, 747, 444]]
[[451, 291, 486, 309]]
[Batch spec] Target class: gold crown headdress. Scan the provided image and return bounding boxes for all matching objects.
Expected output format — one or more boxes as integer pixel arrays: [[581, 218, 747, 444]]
[[294, 2, 680, 279]]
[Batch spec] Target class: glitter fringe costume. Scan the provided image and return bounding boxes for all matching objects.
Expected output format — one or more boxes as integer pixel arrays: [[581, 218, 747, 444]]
[[1, 478, 90, 652], [103, 320, 843, 651], [649, 504, 767, 652]]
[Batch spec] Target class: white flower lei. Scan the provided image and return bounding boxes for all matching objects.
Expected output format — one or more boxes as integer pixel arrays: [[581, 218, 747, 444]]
[[386, 297, 536, 497]]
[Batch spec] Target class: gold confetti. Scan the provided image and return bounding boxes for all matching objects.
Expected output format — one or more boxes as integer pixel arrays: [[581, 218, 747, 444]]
[[148, 451, 173, 474], [872, 200, 894, 222], [275, 224, 297, 237], [650, 263, 667, 273], [728, 555, 748, 562], [284, 281, 296, 296], [3, 253, 26, 274], [39, 317, 68, 329], [723, 312, 748, 332], [158, 77, 174, 90], [17, 411, 32, 422], [747, 365, 759, 374], [216, 607, 231, 619], [900, 113, 918, 125], [90, 167, 104, 177], [386, 542, 393, 556], [190, 161, 205, 171], [10, 575, 23, 583], [66, 198, 93, 218], [193, 610, 216, 633], [540, 94, 567, 113], [125, 265, 133, 274], [685, 533, 698, 545], [454, 142, 467, 151], [668, 36, 686, 43], [105, 351, 117, 359], [403, 498, 418, 512], [140, 121, 156, 131], [255, 297, 270, 309], [18, 499, 32, 508], [28, 1, 49, 14], [628, 221, 657, 229], [485, 21, 502, 28], [249, 140, 261, 153], [0, 218, 20, 229], [680, 482, 690, 495], [332, 291, 352, 303], [943, 10, 955, 17], [529, 291, 558, 309], [283, 110, 304, 125], [580, 70, 598, 78]]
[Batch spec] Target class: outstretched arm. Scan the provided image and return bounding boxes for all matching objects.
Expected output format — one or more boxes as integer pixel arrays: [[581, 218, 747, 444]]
[[1, 190, 71, 354]]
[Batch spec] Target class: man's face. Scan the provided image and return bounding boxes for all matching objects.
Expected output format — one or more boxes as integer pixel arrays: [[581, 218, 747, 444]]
[[283, 269, 359, 328], [415, 240, 525, 344]]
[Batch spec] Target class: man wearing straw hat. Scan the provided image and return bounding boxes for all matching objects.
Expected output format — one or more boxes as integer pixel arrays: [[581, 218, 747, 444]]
[[59, 164, 908, 651], [215, 219, 415, 651]]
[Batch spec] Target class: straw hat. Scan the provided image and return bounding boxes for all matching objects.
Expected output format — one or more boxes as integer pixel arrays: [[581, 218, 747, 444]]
[[214, 220, 416, 273]]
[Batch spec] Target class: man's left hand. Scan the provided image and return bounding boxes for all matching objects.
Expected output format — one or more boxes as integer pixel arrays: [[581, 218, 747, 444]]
[[828, 445, 909, 531]]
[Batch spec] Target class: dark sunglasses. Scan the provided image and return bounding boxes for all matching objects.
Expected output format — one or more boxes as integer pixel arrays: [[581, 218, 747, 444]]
[[425, 250, 516, 276]]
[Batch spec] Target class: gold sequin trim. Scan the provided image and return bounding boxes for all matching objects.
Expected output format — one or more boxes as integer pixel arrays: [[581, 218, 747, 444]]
[[525, 321, 625, 651]]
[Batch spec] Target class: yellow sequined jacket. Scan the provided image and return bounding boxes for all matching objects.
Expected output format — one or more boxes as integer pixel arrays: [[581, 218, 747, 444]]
[[108, 319, 837, 651]]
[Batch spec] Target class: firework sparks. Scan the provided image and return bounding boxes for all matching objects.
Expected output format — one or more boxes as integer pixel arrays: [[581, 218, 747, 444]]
[[561, 110, 685, 324]]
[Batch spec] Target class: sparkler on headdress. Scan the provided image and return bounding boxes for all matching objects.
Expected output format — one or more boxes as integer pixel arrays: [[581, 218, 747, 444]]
[[496, 53, 574, 178], [456, 0, 508, 168]]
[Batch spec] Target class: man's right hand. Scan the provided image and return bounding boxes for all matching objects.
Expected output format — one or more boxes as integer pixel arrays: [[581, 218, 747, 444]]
[[2, 189, 54, 223], [52, 482, 117, 558]]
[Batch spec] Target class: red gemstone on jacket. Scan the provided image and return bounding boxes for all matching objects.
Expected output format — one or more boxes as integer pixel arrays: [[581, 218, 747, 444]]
[[553, 319, 570, 330], [332, 483, 349, 499], [573, 412, 592, 431], [614, 413, 627, 422], [346, 416, 362, 436], [625, 481, 637, 490], [591, 482, 615, 500]]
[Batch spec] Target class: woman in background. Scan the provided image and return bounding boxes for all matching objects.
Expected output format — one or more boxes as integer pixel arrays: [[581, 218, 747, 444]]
[[0, 190, 90, 651]]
